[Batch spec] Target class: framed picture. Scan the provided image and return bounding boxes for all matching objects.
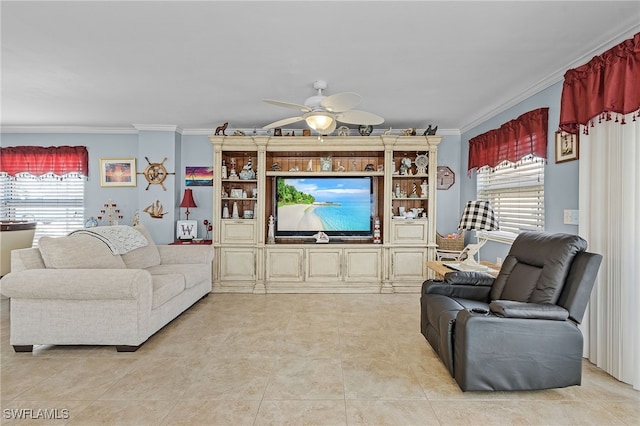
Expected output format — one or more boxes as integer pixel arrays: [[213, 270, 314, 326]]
[[555, 131, 579, 163], [185, 166, 213, 186], [100, 158, 137, 187], [176, 220, 197, 239]]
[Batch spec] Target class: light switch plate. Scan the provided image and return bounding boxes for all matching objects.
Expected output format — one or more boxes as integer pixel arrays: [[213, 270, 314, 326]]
[[563, 209, 579, 225]]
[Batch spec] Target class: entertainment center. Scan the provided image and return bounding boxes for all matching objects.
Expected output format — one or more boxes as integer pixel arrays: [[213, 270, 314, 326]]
[[209, 134, 441, 293]]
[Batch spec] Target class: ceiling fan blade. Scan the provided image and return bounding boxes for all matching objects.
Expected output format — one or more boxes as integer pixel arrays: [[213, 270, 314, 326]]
[[263, 99, 311, 112], [336, 110, 385, 125], [321, 92, 361, 113], [262, 116, 304, 129]]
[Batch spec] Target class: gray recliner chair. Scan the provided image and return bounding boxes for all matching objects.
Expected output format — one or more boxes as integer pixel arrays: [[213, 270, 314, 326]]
[[420, 231, 602, 391]]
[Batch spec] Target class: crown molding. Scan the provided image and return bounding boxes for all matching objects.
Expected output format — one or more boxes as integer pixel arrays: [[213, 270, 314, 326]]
[[132, 124, 183, 133], [0, 126, 138, 134], [459, 24, 640, 134]]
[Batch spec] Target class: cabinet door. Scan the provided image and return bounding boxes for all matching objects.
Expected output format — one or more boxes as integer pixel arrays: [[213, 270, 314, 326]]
[[219, 247, 256, 281], [306, 248, 342, 281], [266, 248, 304, 281], [221, 220, 256, 244], [344, 248, 381, 281], [390, 248, 428, 281], [390, 220, 428, 245]]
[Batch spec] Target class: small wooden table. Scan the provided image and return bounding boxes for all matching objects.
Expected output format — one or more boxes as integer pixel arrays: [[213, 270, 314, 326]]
[[427, 261, 501, 279], [169, 239, 212, 245]]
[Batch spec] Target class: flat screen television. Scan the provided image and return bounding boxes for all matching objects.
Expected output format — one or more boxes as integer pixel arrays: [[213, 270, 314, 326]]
[[274, 176, 374, 239]]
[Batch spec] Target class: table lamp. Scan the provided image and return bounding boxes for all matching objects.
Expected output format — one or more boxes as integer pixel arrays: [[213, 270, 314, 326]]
[[179, 188, 197, 219], [456, 200, 499, 271]]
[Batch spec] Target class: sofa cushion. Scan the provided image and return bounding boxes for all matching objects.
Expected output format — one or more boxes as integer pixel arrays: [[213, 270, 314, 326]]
[[121, 224, 161, 269], [151, 274, 185, 309], [39, 235, 125, 269], [146, 263, 209, 289]]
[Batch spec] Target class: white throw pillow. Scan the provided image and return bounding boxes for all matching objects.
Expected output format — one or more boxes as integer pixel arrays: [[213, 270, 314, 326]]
[[121, 224, 162, 269], [39, 235, 126, 269]]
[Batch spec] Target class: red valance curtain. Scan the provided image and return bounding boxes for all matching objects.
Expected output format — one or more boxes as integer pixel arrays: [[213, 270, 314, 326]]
[[468, 107, 548, 173], [559, 32, 640, 134], [0, 146, 89, 177]]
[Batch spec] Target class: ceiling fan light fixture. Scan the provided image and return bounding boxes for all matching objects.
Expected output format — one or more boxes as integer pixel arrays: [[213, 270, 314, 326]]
[[304, 111, 335, 132]]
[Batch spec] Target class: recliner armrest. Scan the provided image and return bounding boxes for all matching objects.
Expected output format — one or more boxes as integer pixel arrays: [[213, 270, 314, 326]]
[[422, 279, 491, 301], [489, 300, 569, 320], [444, 271, 495, 286]]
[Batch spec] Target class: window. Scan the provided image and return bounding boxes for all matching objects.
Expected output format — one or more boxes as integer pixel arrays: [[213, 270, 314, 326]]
[[0, 172, 85, 245], [476, 156, 544, 238]]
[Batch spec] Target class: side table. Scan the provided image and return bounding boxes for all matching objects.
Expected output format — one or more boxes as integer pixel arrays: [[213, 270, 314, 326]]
[[169, 240, 212, 245], [426, 260, 501, 279]]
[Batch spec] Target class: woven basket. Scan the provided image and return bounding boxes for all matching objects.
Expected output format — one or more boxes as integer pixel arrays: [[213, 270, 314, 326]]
[[436, 231, 466, 251]]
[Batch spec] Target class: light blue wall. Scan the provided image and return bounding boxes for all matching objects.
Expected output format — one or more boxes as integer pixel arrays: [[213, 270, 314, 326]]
[[435, 134, 463, 234], [0, 131, 215, 244], [459, 81, 580, 262], [2, 83, 579, 251]]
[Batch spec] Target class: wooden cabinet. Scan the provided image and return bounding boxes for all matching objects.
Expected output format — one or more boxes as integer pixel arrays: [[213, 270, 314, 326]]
[[209, 134, 441, 293]]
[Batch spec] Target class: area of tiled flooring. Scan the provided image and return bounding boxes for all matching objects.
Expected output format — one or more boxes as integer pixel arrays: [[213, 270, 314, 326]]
[[1, 293, 638, 425]]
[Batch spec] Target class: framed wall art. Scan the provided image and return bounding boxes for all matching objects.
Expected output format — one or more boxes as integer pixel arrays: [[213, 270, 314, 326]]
[[185, 166, 213, 186], [555, 131, 579, 163], [99, 158, 137, 187]]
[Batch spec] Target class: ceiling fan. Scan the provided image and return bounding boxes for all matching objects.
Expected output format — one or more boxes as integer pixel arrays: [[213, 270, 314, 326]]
[[262, 80, 384, 135]]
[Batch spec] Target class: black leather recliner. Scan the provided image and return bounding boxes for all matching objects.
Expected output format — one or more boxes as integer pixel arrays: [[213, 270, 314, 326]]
[[420, 231, 602, 391]]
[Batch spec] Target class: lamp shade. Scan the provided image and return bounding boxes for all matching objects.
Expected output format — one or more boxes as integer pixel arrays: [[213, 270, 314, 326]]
[[458, 201, 499, 231], [179, 189, 197, 208], [304, 111, 336, 132]]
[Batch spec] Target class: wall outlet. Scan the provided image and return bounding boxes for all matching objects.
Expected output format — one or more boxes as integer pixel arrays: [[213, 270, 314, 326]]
[[563, 209, 579, 225]]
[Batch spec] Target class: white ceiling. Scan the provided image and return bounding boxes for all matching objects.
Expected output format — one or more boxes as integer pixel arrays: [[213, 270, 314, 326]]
[[2, 1, 639, 135]]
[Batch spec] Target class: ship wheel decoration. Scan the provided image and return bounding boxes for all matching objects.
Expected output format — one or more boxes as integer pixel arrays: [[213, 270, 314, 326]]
[[139, 157, 175, 190]]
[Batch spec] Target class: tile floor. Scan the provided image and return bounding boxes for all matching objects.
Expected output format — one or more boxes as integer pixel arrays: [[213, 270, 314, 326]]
[[1, 294, 638, 425]]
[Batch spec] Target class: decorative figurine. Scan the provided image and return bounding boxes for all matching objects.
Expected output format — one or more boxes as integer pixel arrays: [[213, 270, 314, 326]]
[[421, 180, 428, 198], [239, 156, 255, 179], [222, 202, 230, 219], [410, 181, 419, 198], [364, 163, 375, 171], [221, 159, 228, 179], [307, 159, 313, 172], [402, 127, 417, 136], [233, 130, 245, 136], [423, 124, 438, 136], [336, 161, 346, 172], [231, 202, 239, 219], [267, 215, 276, 244], [273, 128, 282, 136], [143, 200, 167, 219], [337, 126, 350, 136], [215, 122, 228, 136], [358, 125, 373, 136], [228, 157, 238, 179], [383, 127, 392, 135], [312, 231, 330, 243], [400, 155, 412, 175]]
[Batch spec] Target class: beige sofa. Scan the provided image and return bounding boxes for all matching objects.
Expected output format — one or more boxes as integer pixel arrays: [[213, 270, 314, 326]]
[[0, 225, 212, 352]]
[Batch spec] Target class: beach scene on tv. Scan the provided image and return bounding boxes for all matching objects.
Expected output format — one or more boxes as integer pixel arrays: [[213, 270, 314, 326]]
[[276, 178, 372, 232]]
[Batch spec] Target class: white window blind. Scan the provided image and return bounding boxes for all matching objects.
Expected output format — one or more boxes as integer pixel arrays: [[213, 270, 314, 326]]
[[476, 157, 544, 235], [0, 172, 85, 246]]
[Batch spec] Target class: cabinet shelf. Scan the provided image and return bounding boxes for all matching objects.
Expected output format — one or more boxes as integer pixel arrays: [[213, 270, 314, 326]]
[[222, 197, 257, 201], [392, 174, 429, 179], [266, 171, 384, 177]]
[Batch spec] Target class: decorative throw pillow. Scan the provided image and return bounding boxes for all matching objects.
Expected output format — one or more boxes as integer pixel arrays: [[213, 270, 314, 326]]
[[39, 235, 126, 269], [121, 224, 161, 269]]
